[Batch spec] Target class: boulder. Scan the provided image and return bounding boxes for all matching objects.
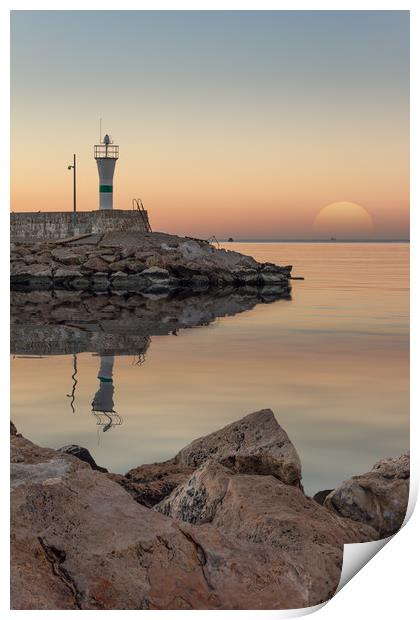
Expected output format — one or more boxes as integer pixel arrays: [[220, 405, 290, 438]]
[[33, 251, 53, 264], [158, 461, 233, 523], [58, 445, 108, 473], [14, 264, 52, 277], [125, 259, 147, 273], [324, 453, 409, 537], [11, 433, 316, 610], [156, 460, 378, 606], [51, 248, 85, 265], [259, 266, 289, 284], [82, 257, 110, 273], [175, 409, 302, 488], [108, 259, 130, 273]]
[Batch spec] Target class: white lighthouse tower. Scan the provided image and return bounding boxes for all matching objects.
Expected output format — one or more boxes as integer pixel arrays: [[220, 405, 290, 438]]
[[94, 133, 119, 210]]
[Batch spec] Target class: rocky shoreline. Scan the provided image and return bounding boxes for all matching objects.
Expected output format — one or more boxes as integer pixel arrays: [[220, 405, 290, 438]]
[[11, 231, 293, 293], [11, 410, 409, 610]]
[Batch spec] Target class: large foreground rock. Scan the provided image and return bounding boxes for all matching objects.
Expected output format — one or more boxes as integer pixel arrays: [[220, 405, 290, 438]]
[[110, 410, 303, 509], [157, 460, 378, 605], [175, 409, 302, 488], [324, 453, 410, 537], [11, 434, 312, 609]]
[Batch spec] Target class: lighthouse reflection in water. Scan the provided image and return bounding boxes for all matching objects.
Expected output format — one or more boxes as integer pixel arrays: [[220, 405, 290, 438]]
[[91, 355, 122, 432]]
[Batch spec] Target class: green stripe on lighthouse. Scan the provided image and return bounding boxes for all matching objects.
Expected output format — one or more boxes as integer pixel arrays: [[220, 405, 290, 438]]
[[99, 185, 113, 193]]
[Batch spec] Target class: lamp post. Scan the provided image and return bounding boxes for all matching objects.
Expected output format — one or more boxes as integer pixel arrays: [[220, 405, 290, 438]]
[[67, 154, 77, 230]]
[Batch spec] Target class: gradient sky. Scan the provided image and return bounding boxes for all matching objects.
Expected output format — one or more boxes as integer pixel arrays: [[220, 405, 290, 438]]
[[11, 10, 409, 239]]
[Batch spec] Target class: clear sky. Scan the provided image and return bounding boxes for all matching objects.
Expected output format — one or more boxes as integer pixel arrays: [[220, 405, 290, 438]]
[[11, 10, 409, 239]]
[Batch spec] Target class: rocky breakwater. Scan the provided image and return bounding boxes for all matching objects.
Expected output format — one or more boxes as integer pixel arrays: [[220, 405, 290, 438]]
[[10, 409, 406, 610], [10, 231, 292, 294]]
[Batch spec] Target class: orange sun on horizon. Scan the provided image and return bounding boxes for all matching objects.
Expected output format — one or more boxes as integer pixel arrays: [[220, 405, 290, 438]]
[[313, 202, 374, 239]]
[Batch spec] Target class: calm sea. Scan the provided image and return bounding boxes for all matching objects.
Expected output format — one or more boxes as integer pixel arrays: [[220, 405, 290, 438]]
[[11, 242, 409, 496]]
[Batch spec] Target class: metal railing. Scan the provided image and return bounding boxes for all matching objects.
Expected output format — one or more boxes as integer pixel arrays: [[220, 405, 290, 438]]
[[132, 198, 152, 232], [94, 144, 119, 159]]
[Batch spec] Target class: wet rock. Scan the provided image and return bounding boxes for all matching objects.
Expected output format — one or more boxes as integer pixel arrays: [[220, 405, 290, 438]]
[[14, 264, 52, 277], [175, 409, 302, 488], [156, 460, 378, 606], [110, 271, 129, 289], [324, 453, 410, 537], [55, 268, 83, 278], [259, 266, 289, 284], [141, 267, 170, 284], [71, 277, 91, 290], [126, 274, 148, 290], [91, 273, 109, 291], [232, 268, 259, 284], [58, 445, 108, 473], [191, 274, 210, 290]]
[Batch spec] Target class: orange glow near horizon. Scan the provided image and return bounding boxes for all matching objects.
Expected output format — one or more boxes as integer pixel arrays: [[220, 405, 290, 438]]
[[10, 11, 409, 240]]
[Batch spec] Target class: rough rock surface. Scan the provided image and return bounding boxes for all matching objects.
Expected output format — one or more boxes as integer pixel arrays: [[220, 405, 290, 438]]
[[11, 432, 332, 610], [11, 231, 292, 292], [156, 460, 378, 605], [109, 461, 195, 508], [175, 409, 302, 487], [324, 453, 410, 537], [11, 412, 405, 610]]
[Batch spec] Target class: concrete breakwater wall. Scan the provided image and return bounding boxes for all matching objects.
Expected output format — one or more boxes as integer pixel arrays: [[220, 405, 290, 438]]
[[11, 210, 150, 240]]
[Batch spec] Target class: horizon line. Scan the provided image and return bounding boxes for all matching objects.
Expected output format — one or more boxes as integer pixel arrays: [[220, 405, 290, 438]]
[[218, 238, 410, 243]]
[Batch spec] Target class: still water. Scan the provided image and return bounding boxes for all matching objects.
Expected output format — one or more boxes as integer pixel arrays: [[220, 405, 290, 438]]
[[11, 242, 409, 495]]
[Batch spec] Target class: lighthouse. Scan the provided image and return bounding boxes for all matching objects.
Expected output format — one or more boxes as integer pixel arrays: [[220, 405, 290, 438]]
[[94, 133, 119, 210]]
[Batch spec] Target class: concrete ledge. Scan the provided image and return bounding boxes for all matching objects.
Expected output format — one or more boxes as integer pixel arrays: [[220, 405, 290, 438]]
[[10, 210, 150, 240]]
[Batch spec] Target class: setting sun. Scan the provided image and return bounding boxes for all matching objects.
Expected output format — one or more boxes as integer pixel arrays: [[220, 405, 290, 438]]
[[313, 202, 374, 239]]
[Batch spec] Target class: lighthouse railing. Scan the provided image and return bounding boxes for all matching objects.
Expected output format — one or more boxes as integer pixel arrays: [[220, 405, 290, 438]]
[[94, 144, 119, 159]]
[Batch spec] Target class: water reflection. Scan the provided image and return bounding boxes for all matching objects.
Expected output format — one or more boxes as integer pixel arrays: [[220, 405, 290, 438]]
[[66, 354, 78, 414], [91, 355, 122, 432], [11, 287, 290, 432]]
